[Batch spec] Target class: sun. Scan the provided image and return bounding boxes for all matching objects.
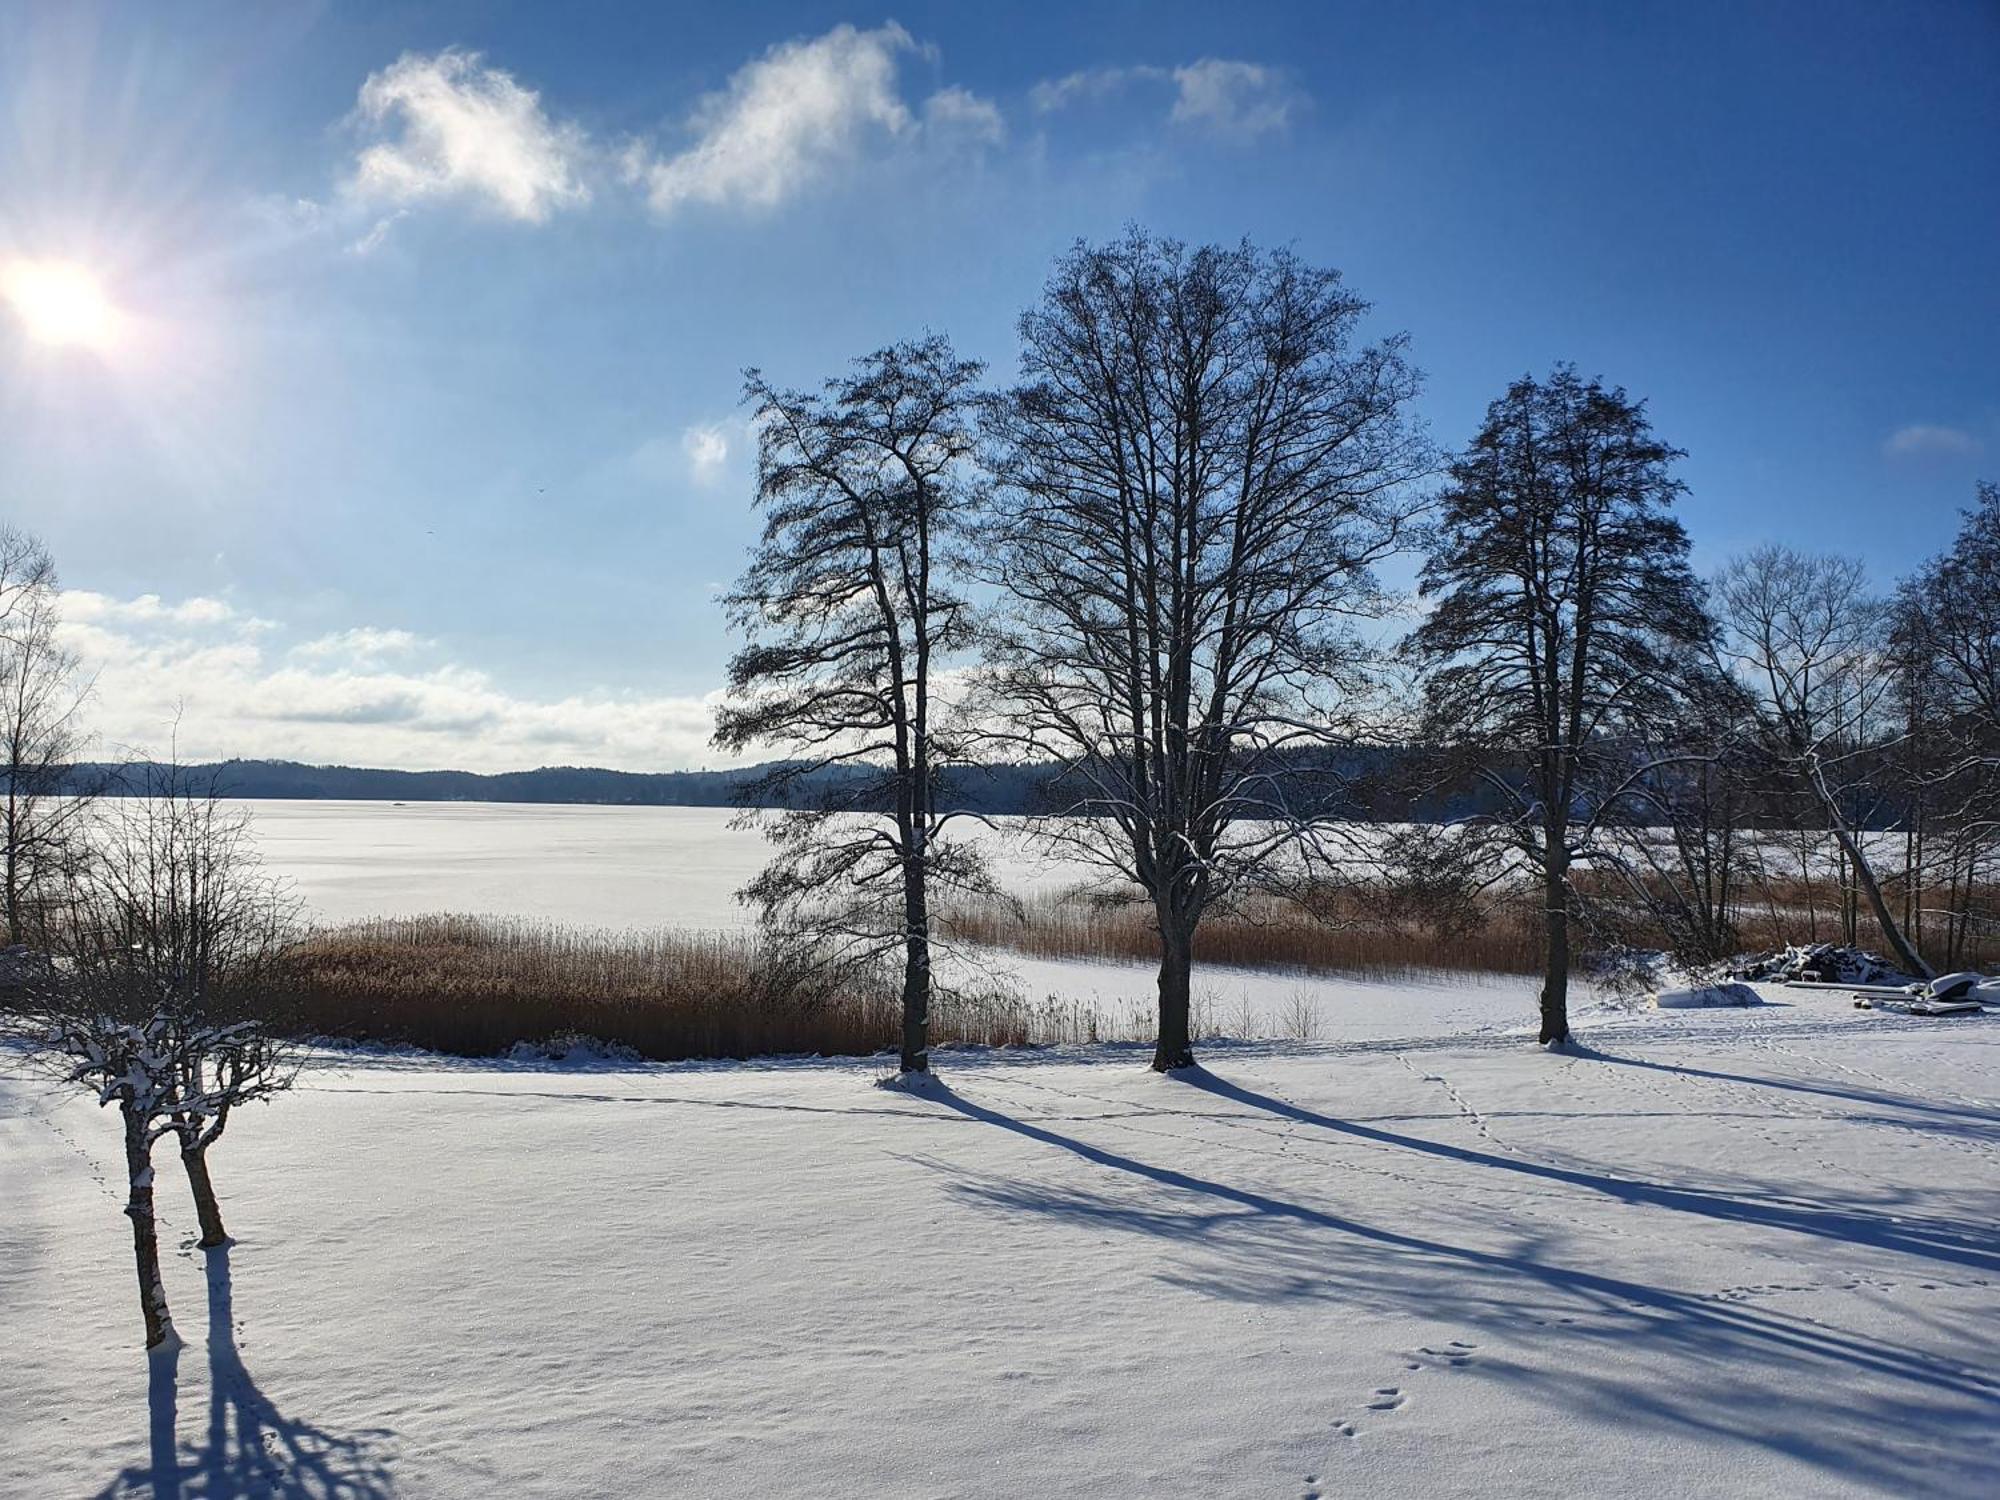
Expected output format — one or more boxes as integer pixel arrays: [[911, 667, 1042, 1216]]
[[2, 259, 122, 350]]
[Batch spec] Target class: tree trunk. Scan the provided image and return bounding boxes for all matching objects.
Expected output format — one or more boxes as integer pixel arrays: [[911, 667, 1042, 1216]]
[[898, 863, 931, 1075], [124, 1111, 175, 1349], [1152, 917, 1196, 1071], [1826, 819, 1933, 979], [180, 1144, 229, 1249], [2, 832, 18, 948], [1539, 857, 1572, 1046], [147, 1331, 182, 1495]]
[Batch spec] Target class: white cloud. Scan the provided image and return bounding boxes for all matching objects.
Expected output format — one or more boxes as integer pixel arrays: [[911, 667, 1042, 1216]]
[[626, 23, 999, 215], [1030, 66, 1157, 114], [58, 591, 730, 773], [1169, 59, 1301, 140], [681, 424, 731, 485], [1884, 424, 1982, 460], [923, 86, 1006, 145], [1030, 58, 1302, 140], [347, 210, 408, 257], [63, 591, 268, 631], [291, 626, 428, 662], [625, 419, 747, 490], [329, 31, 996, 239], [347, 49, 591, 225]]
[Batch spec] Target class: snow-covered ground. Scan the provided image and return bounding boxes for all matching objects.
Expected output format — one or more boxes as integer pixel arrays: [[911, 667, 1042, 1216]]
[[6, 982, 1997, 1498]]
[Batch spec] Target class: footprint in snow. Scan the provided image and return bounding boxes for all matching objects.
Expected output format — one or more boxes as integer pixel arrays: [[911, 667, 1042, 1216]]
[[1366, 1387, 1408, 1411], [1418, 1340, 1478, 1368]]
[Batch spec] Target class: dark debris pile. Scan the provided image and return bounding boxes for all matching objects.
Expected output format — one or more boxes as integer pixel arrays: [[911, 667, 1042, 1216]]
[[1728, 942, 1913, 986]]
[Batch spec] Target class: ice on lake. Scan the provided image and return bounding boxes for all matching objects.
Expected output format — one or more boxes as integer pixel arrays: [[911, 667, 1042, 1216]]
[[233, 799, 1086, 933], [232, 799, 1567, 1038]]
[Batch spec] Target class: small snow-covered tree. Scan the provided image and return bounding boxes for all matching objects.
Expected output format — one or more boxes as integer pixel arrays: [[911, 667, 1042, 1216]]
[[7, 975, 294, 1346], [3, 758, 304, 1347], [8, 996, 189, 1348], [76, 762, 303, 1247]]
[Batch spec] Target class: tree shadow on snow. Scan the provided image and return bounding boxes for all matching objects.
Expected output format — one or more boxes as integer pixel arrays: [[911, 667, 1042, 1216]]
[[97, 1248, 396, 1499], [1571, 1041, 2000, 1126], [921, 1071, 2000, 1497], [1177, 1069, 2000, 1272]]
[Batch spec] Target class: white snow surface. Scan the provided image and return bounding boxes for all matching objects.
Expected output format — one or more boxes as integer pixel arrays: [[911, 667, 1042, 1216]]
[[228, 800, 1101, 932], [5, 982, 1999, 1498]]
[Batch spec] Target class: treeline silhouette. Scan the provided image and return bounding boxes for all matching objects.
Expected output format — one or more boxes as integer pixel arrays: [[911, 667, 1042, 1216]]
[[59, 751, 1918, 828]]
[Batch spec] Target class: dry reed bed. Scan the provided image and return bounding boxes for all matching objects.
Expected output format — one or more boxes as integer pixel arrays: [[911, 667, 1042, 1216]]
[[941, 889, 1547, 977], [287, 871, 1998, 1063], [289, 915, 1040, 1061], [949, 874, 2000, 974]]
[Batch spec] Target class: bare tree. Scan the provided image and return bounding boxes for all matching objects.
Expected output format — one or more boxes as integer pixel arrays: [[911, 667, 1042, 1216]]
[[96, 762, 303, 1246], [4, 760, 302, 1346], [714, 336, 996, 1077], [1405, 368, 1714, 1045], [0, 523, 94, 946], [1713, 546, 1929, 976], [2, 989, 186, 1347], [1890, 481, 2000, 965], [1593, 665, 1759, 973], [982, 231, 1428, 1071]]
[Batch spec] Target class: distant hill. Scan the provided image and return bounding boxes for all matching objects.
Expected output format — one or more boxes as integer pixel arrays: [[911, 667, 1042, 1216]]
[[59, 758, 1063, 814], [51, 750, 1908, 827]]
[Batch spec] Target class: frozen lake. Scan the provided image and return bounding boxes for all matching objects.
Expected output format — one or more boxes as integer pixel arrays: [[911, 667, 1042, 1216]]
[[231, 798, 1564, 1033], [234, 799, 1091, 932]]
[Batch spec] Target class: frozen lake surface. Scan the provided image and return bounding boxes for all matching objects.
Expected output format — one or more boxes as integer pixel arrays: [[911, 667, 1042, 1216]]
[[234, 798, 1574, 1033], [234, 799, 1090, 933]]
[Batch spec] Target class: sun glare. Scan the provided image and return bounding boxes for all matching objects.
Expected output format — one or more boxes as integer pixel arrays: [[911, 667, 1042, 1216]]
[[2, 259, 122, 350]]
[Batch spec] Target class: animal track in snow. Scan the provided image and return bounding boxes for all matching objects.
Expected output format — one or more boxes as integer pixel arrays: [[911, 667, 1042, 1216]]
[[1415, 1339, 1479, 1368], [1366, 1386, 1408, 1411], [1394, 1054, 1518, 1154]]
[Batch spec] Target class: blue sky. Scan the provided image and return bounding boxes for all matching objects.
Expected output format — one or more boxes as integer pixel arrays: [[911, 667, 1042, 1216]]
[[3, 1, 1994, 770]]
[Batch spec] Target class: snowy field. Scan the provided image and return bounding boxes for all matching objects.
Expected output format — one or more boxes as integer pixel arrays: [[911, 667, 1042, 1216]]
[[6, 983, 1998, 1498]]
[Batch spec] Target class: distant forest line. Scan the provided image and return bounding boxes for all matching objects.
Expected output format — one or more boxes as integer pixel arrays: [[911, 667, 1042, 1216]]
[[58, 754, 1914, 830]]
